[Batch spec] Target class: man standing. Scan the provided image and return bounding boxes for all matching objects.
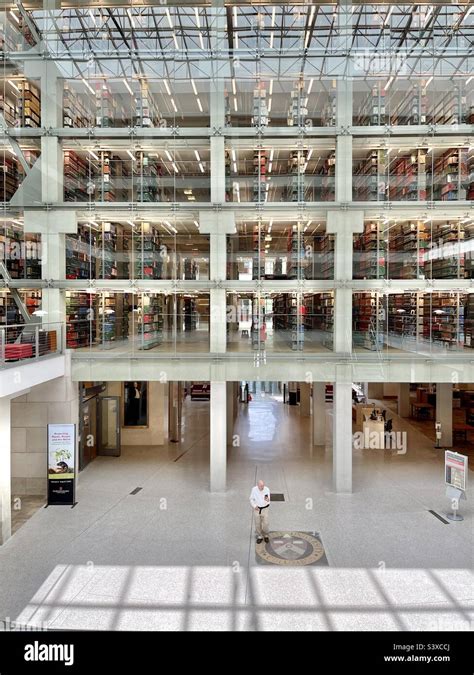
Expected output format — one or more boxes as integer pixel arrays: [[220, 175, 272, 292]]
[[250, 480, 271, 544]]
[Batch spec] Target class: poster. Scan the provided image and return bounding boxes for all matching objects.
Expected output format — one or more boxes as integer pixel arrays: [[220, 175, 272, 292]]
[[47, 424, 76, 505], [445, 450, 468, 492]]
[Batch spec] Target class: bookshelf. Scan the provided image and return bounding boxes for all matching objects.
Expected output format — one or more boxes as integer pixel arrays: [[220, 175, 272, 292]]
[[252, 225, 265, 279], [0, 156, 19, 201], [133, 222, 162, 279], [303, 293, 333, 349], [98, 292, 117, 348], [321, 91, 336, 127], [311, 233, 334, 280], [423, 293, 462, 348], [389, 150, 427, 201], [66, 292, 96, 348], [467, 147, 474, 201], [464, 295, 474, 348], [287, 78, 308, 127], [18, 81, 40, 127], [251, 296, 265, 349], [387, 293, 423, 342], [253, 150, 268, 202], [135, 152, 159, 202], [388, 221, 428, 279], [318, 152, 336, 201], [286, 150, 306, 202], [63, 83, 94, 128], [251, 84, 269, 127], [354, 222, 386, 279], [354, 150, 388, 201], [427, 222, 464, 279], [64, 150, 90, 201], [352, 292, 381, 350], [136, 294, 163, 349], [0, 226, 41, 279], [428, 149, 467, 201]]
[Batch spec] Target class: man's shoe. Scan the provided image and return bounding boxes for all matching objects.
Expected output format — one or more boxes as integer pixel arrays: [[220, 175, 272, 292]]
[[264, 536, 269, 543], [256, 537, 263, 544]]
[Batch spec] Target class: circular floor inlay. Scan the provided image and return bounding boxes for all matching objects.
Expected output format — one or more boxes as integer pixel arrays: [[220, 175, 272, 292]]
[[256, 531, 325, 566]]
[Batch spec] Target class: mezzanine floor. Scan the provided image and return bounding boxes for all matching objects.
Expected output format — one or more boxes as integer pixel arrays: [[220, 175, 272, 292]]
[[0, 391, 472, 631]]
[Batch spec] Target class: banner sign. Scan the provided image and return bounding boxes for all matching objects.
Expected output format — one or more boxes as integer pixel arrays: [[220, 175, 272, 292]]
[[47, 424, 76, 506], [445, 450, 468, 492]]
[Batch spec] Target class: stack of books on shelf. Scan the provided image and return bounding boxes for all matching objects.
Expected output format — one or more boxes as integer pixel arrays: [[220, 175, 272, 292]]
[[287, 79, 308, 127], [428, 149, 467, 201], [252, 226, 265, 279], [100, 223, 118, 279], [319, 153, 335, 201], [352, 292, 379, 350], [353, 150, 387, 201], [0, 156, 19, 201], [133, 223, 162, 279], [63, 84, 94, 128], [389, 151, 426, 201], [135, 81, 162, 127], [95, 82, 125, 128], [135, 152, 159, 202], [251, 85, 269, 127], [303, 293, 333, 348], [389, 221, 428, 279], [64, 150, 90, 201], [0, 227, 40, 279], [353, 222, 386, 279], [138, 295, 163, 349], [286, 227, 305, 280], [464, 295, 474, 348], [467, 146, 474, 200], [66, 292, 96, 348], [423, 293, 462, 347], [289, 294, 303, 350], [18, 81, 40, 127], [98, 292, 117, 348], [286, 150, 306, 202], [427, 222, 464, 279], [184, 297, 197, 331], [66, 226, 97, 279], [0, 90, 17, 125], [311, 234, 334, 280], [387, 293, 423, 341]]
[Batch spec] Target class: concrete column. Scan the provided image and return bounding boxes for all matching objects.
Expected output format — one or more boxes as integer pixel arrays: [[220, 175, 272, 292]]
[[168, 382, 183, 443], [199, 212, 236, 354], [211, 137, 226, 203], [327, 211, 364, 355], [368, 383, 384, 400], [210, 381, 226, 491], [313, 382, 326, 446], [226, 382, 234, 444], [299, 383, 311, 417], [333, 380, 353, 493], [436, 384, 453, 447], [0, 397, 11, 545], [398, 383, 411, 418]]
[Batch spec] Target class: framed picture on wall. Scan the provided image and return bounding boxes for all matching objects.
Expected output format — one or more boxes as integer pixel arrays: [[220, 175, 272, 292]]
[[122, 382, 148, 428]]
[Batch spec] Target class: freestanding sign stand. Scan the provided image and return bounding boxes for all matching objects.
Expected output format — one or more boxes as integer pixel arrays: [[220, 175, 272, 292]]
[[444, 450, 468, 522], [47, 424, 76, 507]]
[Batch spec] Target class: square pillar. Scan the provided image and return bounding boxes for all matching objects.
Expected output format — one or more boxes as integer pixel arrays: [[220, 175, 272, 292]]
[[0, 397, 11, 545], [226, 382, 234, 444], [436, 384, 453, 447], [398, 383, 411, 418], [333, 381, 353, 493], [210, 381, 226, 492], [299, 383, 311, 417], [313, 382, 326, 446]]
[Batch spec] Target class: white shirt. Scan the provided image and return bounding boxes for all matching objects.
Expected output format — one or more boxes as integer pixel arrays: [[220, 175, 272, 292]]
[[250, 485, 271, 509]]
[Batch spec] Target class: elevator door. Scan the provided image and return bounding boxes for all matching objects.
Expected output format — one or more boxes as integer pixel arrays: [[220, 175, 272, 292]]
[[98, 396, 121, 456]]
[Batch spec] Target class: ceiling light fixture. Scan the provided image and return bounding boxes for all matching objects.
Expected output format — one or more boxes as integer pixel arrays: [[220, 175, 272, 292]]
[[123, 79, 133, 95], [196, 97, 203, 112], [88, 150, 99, 161], [195, 8, 200, 28], [165, 150, 173, 162], [127, 150, 136, 161], [170, 97, 178, 113], [172, 162, 179, 173], [194, 150, 201, 162], [384, 76, 394, 91], [9, 10, 20, 24], [307, 78, 314, 95], [8, 80, 21, 92], [233, 97, 238, 112], [199, 162, 205, 173], [82, 78, 95, 94], [166, 8, 174, 29], [232, 78, 237, 95], [164, 79, 171, 96], [191, 79, 198, 96]]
